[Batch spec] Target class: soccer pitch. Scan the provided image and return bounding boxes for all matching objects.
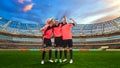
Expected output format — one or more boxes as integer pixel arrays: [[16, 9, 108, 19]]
[[0, 50, 120, 68]]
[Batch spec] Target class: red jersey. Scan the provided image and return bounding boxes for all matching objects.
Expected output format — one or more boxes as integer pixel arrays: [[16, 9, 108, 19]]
[[41, 25, 53, 39], [62, 23, 74, 40], [53, 23, 62, 37]]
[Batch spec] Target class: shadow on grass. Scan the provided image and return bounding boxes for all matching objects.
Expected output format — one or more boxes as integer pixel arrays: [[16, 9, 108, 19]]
[[30, 61, 69, 68]]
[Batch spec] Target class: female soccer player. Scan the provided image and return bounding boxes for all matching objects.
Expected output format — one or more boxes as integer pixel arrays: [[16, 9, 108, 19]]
[[40, 18, 54, 64], [62, 16, 77, 64], [53, 19, 63, 63]]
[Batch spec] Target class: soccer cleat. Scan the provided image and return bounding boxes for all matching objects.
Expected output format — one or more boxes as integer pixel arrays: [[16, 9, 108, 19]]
[[41, 60, 44, 64], [59, 59, 62, 63], [63, 59, 67, 62], [54, 59, 58, 62], [48, 59, 54, 63], [70, 59, 73, 64]]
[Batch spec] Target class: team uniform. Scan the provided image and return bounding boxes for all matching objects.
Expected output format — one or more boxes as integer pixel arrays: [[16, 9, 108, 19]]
[[53, 23, 63, 47], [41, 24, 53, 64], [62, 23, 75, 63], [62, 23, 74, 47], [53, 23, 63, 62], [42, 25, 53, 47]]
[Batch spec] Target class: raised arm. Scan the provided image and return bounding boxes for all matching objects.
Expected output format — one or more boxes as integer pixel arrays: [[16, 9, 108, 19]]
[[69, 18, 77, 26]]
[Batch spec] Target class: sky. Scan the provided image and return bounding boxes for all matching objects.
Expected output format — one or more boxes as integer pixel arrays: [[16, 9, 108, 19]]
[[0, 0, 120, 24]]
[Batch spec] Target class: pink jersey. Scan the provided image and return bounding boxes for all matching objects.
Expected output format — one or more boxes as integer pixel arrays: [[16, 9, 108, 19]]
[[53, 24, 62, 37], [41, 25, 53, 39], [62, 23, 74, 40]]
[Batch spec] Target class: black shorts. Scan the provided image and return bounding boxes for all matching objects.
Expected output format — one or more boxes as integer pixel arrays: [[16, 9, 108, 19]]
[[43, 38, 52, 48], [54, 36, 63, 47], [63, 39, 73, 48]]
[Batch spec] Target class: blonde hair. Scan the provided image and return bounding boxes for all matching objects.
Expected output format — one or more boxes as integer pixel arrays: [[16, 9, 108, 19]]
[[46, 18, 53, 25]]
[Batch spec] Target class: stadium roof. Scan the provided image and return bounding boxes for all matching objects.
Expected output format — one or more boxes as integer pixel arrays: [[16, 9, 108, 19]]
[[0, 16, 120, 36]]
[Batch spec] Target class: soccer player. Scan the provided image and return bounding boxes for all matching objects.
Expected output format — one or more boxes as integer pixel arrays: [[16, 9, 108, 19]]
[[53, 19, 63, 63], [40, 18, 54, 64], [61, 16, 77, 64]]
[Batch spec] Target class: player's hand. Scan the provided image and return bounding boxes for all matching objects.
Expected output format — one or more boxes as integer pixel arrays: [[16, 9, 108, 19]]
[[69, 18, 73, 20]]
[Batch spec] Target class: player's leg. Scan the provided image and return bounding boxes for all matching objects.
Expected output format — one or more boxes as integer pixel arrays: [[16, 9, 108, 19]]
[[68, 40, 73, 64], [69, 47, 73, 64], [55, 48, 58, 59], [54, 47, 59, 62], [48, 47, 53, 63], [63, 40, 68, 62], [47, 39, 53, 63], [54, 38, 58, 62], [59, 37, 63, 63], [41, 38, 47, 64], [63, 48, 67, 62], [59, 47, 63, 63], [54, 37, 63, 63], [41, 48, 46, 64]]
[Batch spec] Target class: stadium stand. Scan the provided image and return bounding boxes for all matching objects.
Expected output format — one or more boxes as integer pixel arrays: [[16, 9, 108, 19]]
[[0, 16, 120, 49]]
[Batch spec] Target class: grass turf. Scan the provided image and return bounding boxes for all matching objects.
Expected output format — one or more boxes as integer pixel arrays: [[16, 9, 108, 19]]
[[0, 51, 120, 68]]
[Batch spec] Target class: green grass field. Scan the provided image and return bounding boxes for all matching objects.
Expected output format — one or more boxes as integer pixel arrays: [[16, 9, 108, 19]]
[[0, 51, 120, 68]]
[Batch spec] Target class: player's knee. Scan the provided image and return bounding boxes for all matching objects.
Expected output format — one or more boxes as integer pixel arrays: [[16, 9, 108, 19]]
[[55, 47, 58, 50], [69, 47, 72, 49], [42, 48, 46, 51], [59, 47, 63, 51], [64, 47, 67, 50], [46, 47, 50, 50]]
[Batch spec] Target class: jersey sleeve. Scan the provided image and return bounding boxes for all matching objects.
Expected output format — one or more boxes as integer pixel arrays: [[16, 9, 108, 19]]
[[40, 25, 48, 32], [69, 23, 75, 27]]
